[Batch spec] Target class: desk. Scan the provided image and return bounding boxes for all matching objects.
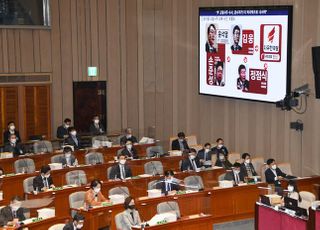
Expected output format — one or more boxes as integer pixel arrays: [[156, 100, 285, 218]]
[[131, 214, 213, 230], [281, 176, 320, 195], [308, 208, 320, 230], [255, 203, 308, 230]]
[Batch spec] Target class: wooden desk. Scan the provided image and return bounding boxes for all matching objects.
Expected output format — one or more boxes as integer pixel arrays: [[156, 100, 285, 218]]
[[132, 214, 213, 230], [281, 176, 320, 195]]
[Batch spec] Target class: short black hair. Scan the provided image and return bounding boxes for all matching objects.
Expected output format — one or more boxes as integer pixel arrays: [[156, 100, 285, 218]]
[[242, 153, 250, 159], [233, 162, 241, 168], [216, 138, 223, 143], [68, 126, 76, 132], [190, 148, 197, 153], [73, 213, 85, 222], [266, 158, 275, 165], [90, 179, 102, 189], [216, 61, 223, 69], [207, 24, 216, 35], [238, 64, 246, 75], [11, 196, 22, 202], [118, 153, 127, 159], [233, 25, 241, 34], [8, 134, 16, 139], [63, 146, 73, 153], [204, 143, 211, 147], [177, 132, 185, 138], [124, 196, 134, 209], [64, 118, 71, 123], [40, 165, 51, 174], [7, 121, 15, 126], [164, 170, 174, 177]]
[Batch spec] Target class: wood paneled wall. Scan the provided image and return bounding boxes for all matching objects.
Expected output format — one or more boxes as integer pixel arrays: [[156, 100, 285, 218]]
[[0, 0, 319, 176]]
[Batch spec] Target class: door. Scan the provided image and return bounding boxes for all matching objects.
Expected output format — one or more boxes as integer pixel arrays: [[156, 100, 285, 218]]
[[73, 81, 107, 135]]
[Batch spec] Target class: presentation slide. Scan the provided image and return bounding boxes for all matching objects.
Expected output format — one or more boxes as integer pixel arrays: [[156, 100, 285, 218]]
[[199, 6, 292, 102]]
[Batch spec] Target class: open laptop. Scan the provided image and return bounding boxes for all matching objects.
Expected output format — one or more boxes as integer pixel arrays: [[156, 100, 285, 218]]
[[284, 196, 298, 211], [295, 207, 308, 217], [260, 195, 271, 206]]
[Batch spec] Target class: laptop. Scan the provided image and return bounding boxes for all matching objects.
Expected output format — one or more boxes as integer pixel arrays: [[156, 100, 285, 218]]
[[260, 195, 271, 206], [295, 207, 308, 217], [284, 196, 298, 211]]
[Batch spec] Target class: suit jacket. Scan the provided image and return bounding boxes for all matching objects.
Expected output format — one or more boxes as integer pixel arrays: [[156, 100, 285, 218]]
[[224, 171, 245, 184], [33, 175, 54, 191], [240, 163, 257, 177], [56, 125, 69, 139], [180, 157, 201, 171], [62, 222, 75, 230], [121, 209, 141, 230], [211, 146, 229, 156], [265, 167, 287, 186], [205, 42, 217, 53], [3, 143, 24, 157], [59, 155, 77, 167], [0, 206, 25, 226], [171, 139, 190, 151], [66, 136, 82, 150], [120, 136, 138, 146], [121, 148, 139, 159], [89, 123, 105, 136], [3, 130, 21, 144], [197, 149, 213, 161], [84, 189, 107, 207], [231, 44, 242, 51], [237, 78, 249, 91], [155, 179, 180, 194], [109, 164, 132, 179]]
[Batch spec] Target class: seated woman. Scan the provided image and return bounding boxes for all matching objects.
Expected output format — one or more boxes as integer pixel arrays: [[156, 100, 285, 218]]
[[84, 179, 108, 207], [120, 196, 141, 230], [283, 180, 302, 204], [214, 151, 232, 169]]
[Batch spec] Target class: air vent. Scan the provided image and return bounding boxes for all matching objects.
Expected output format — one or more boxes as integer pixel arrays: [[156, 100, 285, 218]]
[[0, 74, 51, 84]]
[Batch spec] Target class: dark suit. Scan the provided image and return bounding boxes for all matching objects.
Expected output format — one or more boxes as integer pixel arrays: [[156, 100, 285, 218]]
[[59, 155, 77, 167], [56, 125, 69, 139], [0, 206, 25, 226], [89, 123, 105, 136], [240, 163, 257, 177], [3, 143, 24, 157], [33, 175, 54, 191], [197, 149, 213, 167], [121, 148, 138, 159], [3, 130, 21, 144], [224, 171, 245, 184], [205, 42, 217, 53], [109, 164, 132, 179], [237, 78, 249, 91], [171, 139, 190, 151], [180, 157, 201, 171], [120, 136, 138, 146], [265, 167, 287, 187], [231, 44, 242, 51], [66, 136, 82, 150], [156, 179, 180, 194], [212, 146, 229, 156], [63, 222, 75, 230]]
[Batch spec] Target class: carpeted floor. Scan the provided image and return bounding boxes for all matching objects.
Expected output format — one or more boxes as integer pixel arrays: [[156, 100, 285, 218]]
[[213, 219, 254, 230]]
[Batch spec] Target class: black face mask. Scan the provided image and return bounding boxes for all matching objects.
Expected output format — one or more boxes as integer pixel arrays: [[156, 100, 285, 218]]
[[128, 205, 135, 210]]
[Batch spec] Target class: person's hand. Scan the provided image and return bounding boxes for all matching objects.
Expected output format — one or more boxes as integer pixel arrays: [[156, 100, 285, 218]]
[[278, 176, 283, 180], [50, 184, 55, 188], [200, 159, 205, 163]]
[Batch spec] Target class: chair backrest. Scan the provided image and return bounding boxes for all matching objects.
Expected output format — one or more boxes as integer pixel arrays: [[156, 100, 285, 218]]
[[144, 161, 164, 175], [218, 173, 226, 181], [108, 186, 130, 197], [65, 170, 87, 185], [183, 175, 204, 191], [117, 148, 124, 157], [260, 164, 269, 182], [48, 224, 65, 230], [192, 145, 203, 152], [23, 176, 36, 193], [107, 167, 113, 179], [186, 135, 197, 146], [115, 212, 124, 230], [33, 140, 53, 153], [51, 154, 64, 164], [228, 152, 240, 164], [69, 191, 86, 217], [146, 146, 164, 157], [299, 191, 316, 210], [85, 152, 104, 165], [14, 158, 35, 174], [148, 180, 158, 190], [157, 201, 181, 218], [277, 162, 293, 175], [251, 157, 265, 176]]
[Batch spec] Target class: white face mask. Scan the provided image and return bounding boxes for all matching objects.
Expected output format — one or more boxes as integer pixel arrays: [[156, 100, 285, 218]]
[[11, 203, 21, 211], [119, 159, 126, 165], [166, 178, 173, 183], [126, 134, 132, 138], [94, 119, 99, 124], [218, 144, 223, 148], [126, 144, 132, 150], [65, 153, 71, 158], [45, 174, 50, 178], [205, 149, 210, 153], [76, 223, 83, 229], [219, 155, 225, 160], [71, 131, 77, 136], [65, 124, 70, 129], [9, 125, 15, 131], [287, 185, 294, 192], [245, 159, 250, 164], [189, 155, 196, 160], [271, 165, 277, 170], [94, 187, 100, 193], [10, 139, 17, 144]]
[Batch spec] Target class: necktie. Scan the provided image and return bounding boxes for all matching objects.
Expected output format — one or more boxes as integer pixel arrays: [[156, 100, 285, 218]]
[[130, 212, 135, 222], [120, 165, 125, 179], [192, 160, 197, 170], [13, 210, 17, 218], [235, 173, 239, 184]]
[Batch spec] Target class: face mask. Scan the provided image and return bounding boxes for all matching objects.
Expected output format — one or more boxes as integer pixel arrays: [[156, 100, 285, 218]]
[[10, 139, 17, 144], [71, 131, 77, 136], [205, 149, 210, 153], [179, 138, 184, 142], [9, 125, 15, 131], [45, 174, 50, 178], [128, 205, 135, 210], [287, 186, 294, 192], [218, 144, 223, 148], [76, 223, 83, 229], [126, 144, 132, 150], [245, 159, 250, 164], [271, 165, 277, 170], [94, 119, 99, 124], [11, 204, 21, 211], [219, 155, 225, 160], [234, 170, 240, 174], [189, 155, 196, 160], [65, 124, 69, 129], [119, 159, 126, 165], [65, 153, 71, 158], [126, 134, 132, 138], [94, 187, 100, 193]]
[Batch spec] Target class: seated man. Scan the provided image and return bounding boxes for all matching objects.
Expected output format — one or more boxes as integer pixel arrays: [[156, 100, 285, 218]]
[[212, 138, 229, 156], [63, 213, 84, 230], [66, 127, 82, 150], [240, 153, 258, 178], [181, 149, 201, 171], [56, 118, 71, 139], [59, 146, 78, 167], [89, 115, 105, 136], [121, 140, 139, 159], [171, 132, 190, 152], [109, 153, 132, 180], [0, 196, 25, 227], [33, 165, 55, 192], [224, 162, 245, 185], [156, 170, 180, 195], [265, 158, 292, 188], [214, 151, 232, 170], [3, 121, 21, 145], [120, 128, 138, 146], [4, 134, 24, 157], [197, 143, 214, 168]]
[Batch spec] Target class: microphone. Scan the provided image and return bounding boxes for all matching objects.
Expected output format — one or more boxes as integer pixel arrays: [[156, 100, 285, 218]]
[[149, 161, 160, 176]]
